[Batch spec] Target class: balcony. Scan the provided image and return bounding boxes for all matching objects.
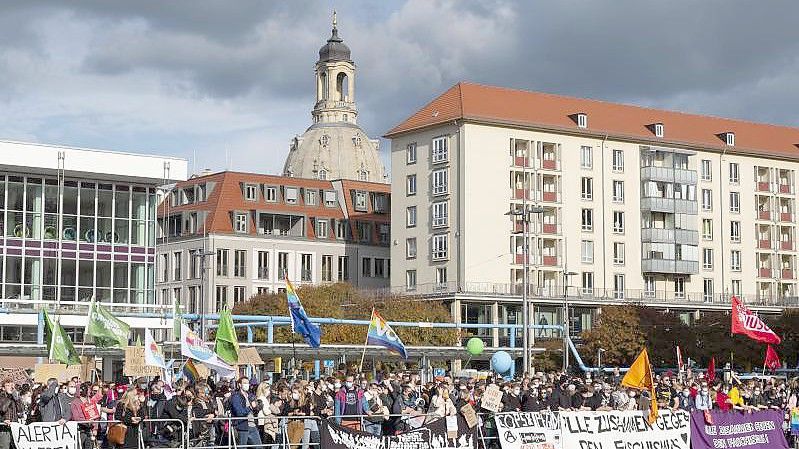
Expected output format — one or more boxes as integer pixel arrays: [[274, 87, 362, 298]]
[[640, 197, 698, 214], [514, 156, 531, 167], [640, 166, 697, 184], [514, 254, 529, 265], [541, 223, 559, 235], [781, 240, 794, 251], [759, 268, 773, 278], [781, 212, 793, 222], [758, 210, 771, 220], [641, 228, 699, 245], [541, 159, 558, 170], [757, 181, 771, 192], [541, 255, 560, 266], [513, 189, 532, 200], [780, 184, 792, 194], [641, 258, 699, 274], [758, 239, 772, 249], [782, 269, 795, 280], [541, 191, 559, 203]]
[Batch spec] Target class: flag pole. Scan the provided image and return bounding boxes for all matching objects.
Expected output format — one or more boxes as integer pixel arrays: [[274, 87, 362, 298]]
[[358, 308, 374, 373]]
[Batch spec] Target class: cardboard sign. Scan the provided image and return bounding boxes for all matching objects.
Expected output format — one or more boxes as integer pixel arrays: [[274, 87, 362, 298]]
[[481, 384, 504, 412], [11, 422, 78, 449], [0, 368, 30, 386], [123, 346, 162, 377], [495, 411, 560, 449], [460, 404, 478, 429], [237, 347, 264, 366], [32, 364, 81, 384]]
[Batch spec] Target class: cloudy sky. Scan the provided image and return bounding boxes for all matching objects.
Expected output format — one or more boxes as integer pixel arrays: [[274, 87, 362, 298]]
[[1, 1, 798, 177]]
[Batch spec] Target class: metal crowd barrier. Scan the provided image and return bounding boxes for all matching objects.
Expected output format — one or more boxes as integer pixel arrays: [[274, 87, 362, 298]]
[[70, 418, 185, 449]]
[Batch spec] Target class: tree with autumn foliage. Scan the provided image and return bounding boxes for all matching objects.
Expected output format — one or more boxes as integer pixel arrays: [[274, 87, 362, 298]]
[[232, 283, 458, 346], [580, 306, 646, 366]]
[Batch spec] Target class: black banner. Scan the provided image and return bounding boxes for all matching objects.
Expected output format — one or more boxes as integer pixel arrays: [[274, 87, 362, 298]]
[[320, 416, 476, 449]]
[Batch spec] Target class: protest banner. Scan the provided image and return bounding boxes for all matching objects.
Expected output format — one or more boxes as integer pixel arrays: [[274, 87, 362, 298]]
[[481, 384, 504, 412], [32, 364, 81, 383], [123, 346, 162, 377], [559, 409, 690, 449], [495, 411, 560, 449], [321, 415, 476, 449], [10, 421, 78, 449], [236, 347, 264, 366], [0, 368, 30, 386], [690, 410, 788, 449]]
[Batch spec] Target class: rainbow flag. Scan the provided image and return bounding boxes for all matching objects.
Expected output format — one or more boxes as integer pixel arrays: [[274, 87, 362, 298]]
[[183, 359, 200, 383], [286, 278, 321, 348], [366, 309, 407, 359]]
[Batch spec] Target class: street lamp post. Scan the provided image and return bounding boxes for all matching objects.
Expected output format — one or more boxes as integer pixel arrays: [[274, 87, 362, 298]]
[[562, 270, 578, 372], [507, 205, 544, 376]]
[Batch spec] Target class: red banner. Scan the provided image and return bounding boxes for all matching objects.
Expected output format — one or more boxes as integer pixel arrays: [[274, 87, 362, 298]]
[[731, 297, 781, 344]]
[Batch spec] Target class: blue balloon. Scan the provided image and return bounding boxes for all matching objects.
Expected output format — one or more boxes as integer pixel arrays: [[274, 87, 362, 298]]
[[491, 351, 513, 374]]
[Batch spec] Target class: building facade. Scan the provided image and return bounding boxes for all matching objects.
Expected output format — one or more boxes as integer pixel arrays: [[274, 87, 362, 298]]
[[386, 82, 799, 345], [156, 171, 390, 318], [0, 139, 187, 348]]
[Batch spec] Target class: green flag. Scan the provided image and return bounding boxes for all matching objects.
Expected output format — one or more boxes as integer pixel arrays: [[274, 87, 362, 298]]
[[214, 308, 239, 365], [43, 310, 81, 366], [86, 301, 130, 348]]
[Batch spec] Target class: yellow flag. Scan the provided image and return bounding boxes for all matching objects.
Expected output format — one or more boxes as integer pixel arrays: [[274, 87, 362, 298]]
[[621, 348, 658, 424]]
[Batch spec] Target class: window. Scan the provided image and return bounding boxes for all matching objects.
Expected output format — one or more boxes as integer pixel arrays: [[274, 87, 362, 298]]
[[335, 220, 348, 239], [725, 132, 735, 146], [701, 189, 712, 211], [731, 279, 742, 296], [318, 169, 327, 180], [729, 163, 740, 183], [337, 256, 349, 281], [257, 251, 269, 279], [173, 252, 182, 281], [654, 123, 664, 138], [406, 143, 417, 164], [305, 189, 317, 206], [265, 186, 277, 202], [216, 249, 229, 276], [358, 170, 369, 182], [432, 201, 448, 228], [612, 150, 624, 172], [357, 221, 372, 243], [729, 192, 740, 213], [613, 274, 625, 299], [321, 255, 333, 282], [244, 184, 258, 201], [730, 221, 741, 242], [580, 177, 593, 200], [277, 252, 288, 280], [324, 191, 337, 207], [702, 248, 713, 270], [581, 272, 594, 295], [406, 175, 417, 196], [701, 160, 712, 181], [316, 219, 329, 238], [375, 258, 387, 278], [432, 169, 448, 195], [354, 191, 368, 211], [432, 136, 448, 163], [406, 270, 417, 291], [581, 240, 594, 263], [702, 219, 713, 240], [432, 234, 448, 260], [612, 180, 624, 203], [703, 279, 714, 302], [362, 257, 372, 277], [159, 253, 168, 282], [580, 146, 592, 169], [639, 276, 654, 298], [581, 208, 593, 231], [612, 211, 625, 234], [233, 286, 246, 304], [301, 253, 312, 281], [284, 187, 298, 204], [406, 238, 417, 259], [674, 277, 685, 299], [613, 242, 625, 265], [731, 250, 741, 271], [234, 250, 246, 277], [215, 285, 228, 311], [234, 212, 248, 233], [406, 206, 417, 227], [577, 113, 588, 129], [436, 267, 447, 287]]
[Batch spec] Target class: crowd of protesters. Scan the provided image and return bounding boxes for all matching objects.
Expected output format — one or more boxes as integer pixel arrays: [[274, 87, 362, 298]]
[[0, 367, 798, 449]]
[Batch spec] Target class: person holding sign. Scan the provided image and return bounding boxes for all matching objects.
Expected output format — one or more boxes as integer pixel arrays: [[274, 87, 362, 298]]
[[70, 383, 101, 449], [0, 380, 23, 449]]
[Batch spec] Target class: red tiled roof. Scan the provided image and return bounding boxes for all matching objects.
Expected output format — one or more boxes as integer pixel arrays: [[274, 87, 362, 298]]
[[385, 82, 799, 160]]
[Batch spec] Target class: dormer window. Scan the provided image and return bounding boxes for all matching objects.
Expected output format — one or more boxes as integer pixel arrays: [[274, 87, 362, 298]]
[[576, 113, 588, 129], [653, 123, 664, 138], [318, 169, 328, 180], [723, 132, 735, 146]]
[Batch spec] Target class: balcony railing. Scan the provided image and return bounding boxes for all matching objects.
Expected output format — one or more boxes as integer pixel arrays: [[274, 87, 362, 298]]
[[541, 191, 559, 203], [757, 181, 771, 192], [782, 269, 795, 280], [640, 166, 697, 184], [513, 156, 531, 167], [780, 212, 793, 222], [541, 223, 560, 235], [758, 239, 772, 249], [640, 197, 698, 214], [641, 228, 698, 245], [641, 258, 699, 274], [759, 268, 773, 278], [780, 184, 792, 194], [512, 189, 532, 200], [781, 240, 794, 251], [758, 210, 771, 220], [541, 159, 558, 170]]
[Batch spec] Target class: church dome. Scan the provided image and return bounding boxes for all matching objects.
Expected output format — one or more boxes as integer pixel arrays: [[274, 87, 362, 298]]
[[319, 28, 351, 62]]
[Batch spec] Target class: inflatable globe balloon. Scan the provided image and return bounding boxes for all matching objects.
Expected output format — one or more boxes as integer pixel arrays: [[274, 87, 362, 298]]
[[491, 351, 513, 374], [466, 337, 484, 356]]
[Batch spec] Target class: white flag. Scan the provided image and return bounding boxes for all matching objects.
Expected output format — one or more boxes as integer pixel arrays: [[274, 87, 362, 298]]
[[144, 329, 166, 369]]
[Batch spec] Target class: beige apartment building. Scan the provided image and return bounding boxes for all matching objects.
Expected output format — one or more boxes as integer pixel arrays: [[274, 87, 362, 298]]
[[385, 82, 799, 343]]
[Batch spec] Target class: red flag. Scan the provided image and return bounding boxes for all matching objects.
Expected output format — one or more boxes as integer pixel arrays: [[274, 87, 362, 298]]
[[707, 357, 716, 382], [731, 296, 781, 344], [764, 344, 781, 371]]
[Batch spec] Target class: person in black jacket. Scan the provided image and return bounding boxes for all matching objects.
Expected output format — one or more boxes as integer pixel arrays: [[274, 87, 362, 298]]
[[161, 389, 189, 446], [0, 380, 23, 449], [115, 390, 144, 449]]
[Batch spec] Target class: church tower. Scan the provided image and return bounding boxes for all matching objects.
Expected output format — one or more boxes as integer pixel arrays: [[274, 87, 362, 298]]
[[283, 12, 386, 183]]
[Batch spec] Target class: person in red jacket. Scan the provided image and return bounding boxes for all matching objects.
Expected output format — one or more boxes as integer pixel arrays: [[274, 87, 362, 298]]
[[70, 382, 102, 449]]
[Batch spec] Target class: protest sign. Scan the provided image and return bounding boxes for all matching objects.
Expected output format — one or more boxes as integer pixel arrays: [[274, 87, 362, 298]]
[[32, 364, 81, 383], [460, 404, 478, 429], [495, 412, 560, 449], [123, 346, 162, 377], [10, 422, 78, 449], [321, 416, 476, 449], [559, 410, 690, 449], [691, 410, 788, 449], [0, 368, 30, 386], [237, 347, 264, 366], [481, 384, 504, 412]]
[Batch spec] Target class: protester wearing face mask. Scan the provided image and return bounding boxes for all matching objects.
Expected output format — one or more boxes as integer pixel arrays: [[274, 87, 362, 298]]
[[38, 378, 73, 424], [334, 376, 364, 429], [695, 384, 712, 411], [230, 378, 261, 449], [677, 387, 695, 412], [502, 385, 522, 412], [162, 385, 190, 446]]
